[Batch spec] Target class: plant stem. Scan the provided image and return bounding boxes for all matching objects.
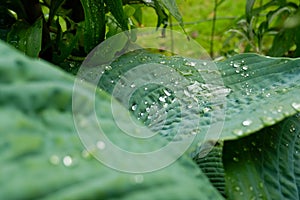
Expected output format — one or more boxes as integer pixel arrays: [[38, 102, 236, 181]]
[[169, 13, 174, 55], [210, 0, 218, 58]]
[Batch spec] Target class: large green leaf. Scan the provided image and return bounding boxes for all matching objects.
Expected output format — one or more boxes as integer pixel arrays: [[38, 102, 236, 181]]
[[92, 49, 300, 197], [96, 51, 300, 145], [223, 113, 300, 199], [7, 17, 43, 57], [0, 41, 223, 199]]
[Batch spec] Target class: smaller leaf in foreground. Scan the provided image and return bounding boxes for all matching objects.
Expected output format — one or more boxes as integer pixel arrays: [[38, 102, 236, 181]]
[[223, 114, 300, 199]]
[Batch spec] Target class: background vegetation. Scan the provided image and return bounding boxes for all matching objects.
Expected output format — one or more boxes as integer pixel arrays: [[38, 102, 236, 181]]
[[1, 0, 300, 73]]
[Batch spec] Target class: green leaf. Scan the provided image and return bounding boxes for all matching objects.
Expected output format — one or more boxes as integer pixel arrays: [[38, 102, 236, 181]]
[[96, 51, 300, 145], [193, 142, 226, 196], [132, 5, 143, 26], [268, 29, 295, 56], [88, 49, 299, 198], [123, 5, 136, 18], [104, 0, 129, 31], [246, 0, 256, 22], [48, 0, 65, 25], [0, 41, 223, 199], [80, 0, 106, 53], [223, 114, 300, 199], [153, 0, 168, 29], [7, 17, 43, 57], [159, 0, 183, 26]]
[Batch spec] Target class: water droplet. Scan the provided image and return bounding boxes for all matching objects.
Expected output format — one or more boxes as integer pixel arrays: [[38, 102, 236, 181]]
[[159, 96, 166, 102], [277, 106, 283, 113], [202, 107, 211, 113], [233, 129, 243, 136], [233, 63, 241, 68], [242, 119, 252, 126], [145, 107, 150, 112], [105, 65, 112, 71], [49, 155, 60, 165], [291, 102, 300, 111], [144, 87, 148, 91], [261, 116, 275, 125], [130, 84, 136, 88], [160, 61, 166, 64], [97, 141, 106, 150], [249, 186, 253, 191], [163, 89, 171, 96], [235, 186, 241, 191], [190, 62, 196, 67], [184, 90, 191, 97], [63, 155, 73, 167], [242, 66, 248, 70], [133, 175, 144, 184], [131, 104, 137, 111], [203, 62, 207, 66]]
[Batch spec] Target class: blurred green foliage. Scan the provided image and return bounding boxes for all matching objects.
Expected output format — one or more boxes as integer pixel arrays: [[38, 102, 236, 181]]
[[1, 0, 299, 72], [0, 0, 185, 73]]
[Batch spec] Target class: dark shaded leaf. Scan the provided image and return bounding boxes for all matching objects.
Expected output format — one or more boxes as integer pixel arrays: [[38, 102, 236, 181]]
[[223, 114, 300, 199], [7, 17, 43, 57]]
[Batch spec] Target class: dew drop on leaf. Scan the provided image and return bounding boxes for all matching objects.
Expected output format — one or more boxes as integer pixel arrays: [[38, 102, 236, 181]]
[[291, 102, 300, 111], [130, 84, 136, 88], [242, 119, 252, 126], [233, 129, 243, 136], [96, 141, 106, 150], [163, 89, 171, 96], [131, 104, 137, 111], [133, 175, 144, 184], [63, 155, 73, 167], [233, 63, 240, 68], [49, 155, 60, 165], [261, 116, 275, 125]]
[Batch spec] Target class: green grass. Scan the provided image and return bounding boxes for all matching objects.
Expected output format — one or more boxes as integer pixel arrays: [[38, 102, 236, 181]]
[[141, 0, 246, 59]]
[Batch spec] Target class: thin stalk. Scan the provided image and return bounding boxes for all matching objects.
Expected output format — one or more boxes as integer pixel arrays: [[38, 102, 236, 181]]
[[169, 13, 174, 55], [210, 0, 218, 58]]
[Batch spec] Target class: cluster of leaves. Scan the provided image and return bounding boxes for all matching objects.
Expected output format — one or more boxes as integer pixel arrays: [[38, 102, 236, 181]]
[[223, 0, 300, 57], [0, 0, 184, 73]]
